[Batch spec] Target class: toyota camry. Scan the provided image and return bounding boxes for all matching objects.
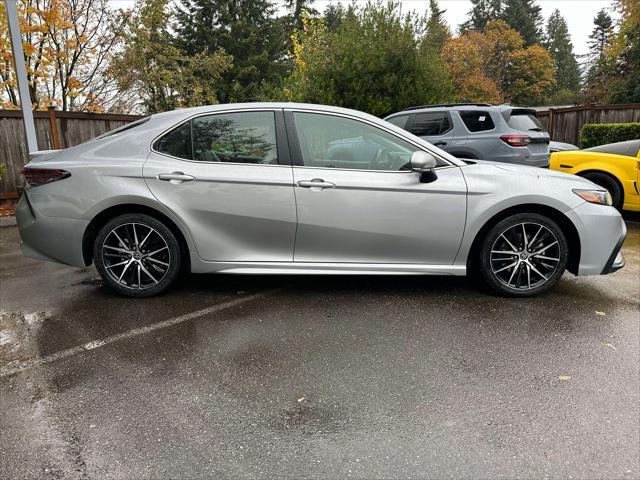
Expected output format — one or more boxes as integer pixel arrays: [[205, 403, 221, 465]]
[[16, 103, 626, 297]]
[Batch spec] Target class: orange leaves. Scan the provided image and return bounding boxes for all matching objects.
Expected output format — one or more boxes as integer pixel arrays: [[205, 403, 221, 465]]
[[441, 19, 555, 105]]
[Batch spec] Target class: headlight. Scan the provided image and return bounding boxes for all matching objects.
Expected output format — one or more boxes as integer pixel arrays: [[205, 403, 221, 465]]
[[573, 189, 613, 206]]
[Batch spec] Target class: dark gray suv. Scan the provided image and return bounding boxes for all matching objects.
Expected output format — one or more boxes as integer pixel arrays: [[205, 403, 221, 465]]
[[385, 104, 551, 167]]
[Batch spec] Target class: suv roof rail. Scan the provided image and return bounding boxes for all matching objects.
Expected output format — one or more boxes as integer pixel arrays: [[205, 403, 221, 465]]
[[400, 103, 493, 112]]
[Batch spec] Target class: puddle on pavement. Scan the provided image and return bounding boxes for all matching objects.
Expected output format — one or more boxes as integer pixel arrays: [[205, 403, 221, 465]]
[[0, 310, 51, 369]]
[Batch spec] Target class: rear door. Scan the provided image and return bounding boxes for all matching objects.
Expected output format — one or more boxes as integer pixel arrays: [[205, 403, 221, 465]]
[[406, 111, 457, 152], [143, 109, 297, 262]]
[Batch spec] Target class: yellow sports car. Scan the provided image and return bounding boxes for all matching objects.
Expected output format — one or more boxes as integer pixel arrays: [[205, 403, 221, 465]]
[[551, 139, 640, 212]]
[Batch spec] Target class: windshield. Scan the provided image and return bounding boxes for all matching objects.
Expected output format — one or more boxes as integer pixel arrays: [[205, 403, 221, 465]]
[[584, 140, 640, 157], [507, 112, 544, 132]]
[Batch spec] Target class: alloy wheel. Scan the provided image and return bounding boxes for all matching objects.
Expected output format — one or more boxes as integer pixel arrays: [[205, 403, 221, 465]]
[[489, 222, 561, 291], [101, 222, 171, 290]]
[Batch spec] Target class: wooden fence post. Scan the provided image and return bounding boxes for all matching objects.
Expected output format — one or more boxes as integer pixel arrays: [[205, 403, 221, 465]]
[[547, 109, 554, 137], [47, 106, 61, 150]]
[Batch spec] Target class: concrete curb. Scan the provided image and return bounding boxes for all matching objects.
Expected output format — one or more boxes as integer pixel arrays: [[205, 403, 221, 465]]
[[0, 216, 17, 228]]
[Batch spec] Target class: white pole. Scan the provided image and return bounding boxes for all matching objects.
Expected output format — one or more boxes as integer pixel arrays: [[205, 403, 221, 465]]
[[5, 0, 38, 153]]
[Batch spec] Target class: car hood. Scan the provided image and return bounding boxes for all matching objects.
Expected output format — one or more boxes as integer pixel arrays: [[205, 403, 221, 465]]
[[467, 159, 593, 184]]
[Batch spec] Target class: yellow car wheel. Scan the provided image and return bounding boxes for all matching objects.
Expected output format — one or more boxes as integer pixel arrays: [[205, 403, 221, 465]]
[[581, 171, 624, 210]]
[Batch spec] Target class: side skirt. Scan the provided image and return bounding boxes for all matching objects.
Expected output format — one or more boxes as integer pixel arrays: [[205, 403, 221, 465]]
[[190, 257, 467, 276]]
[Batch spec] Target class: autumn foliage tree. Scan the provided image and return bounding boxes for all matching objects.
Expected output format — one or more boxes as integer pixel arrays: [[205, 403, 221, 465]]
[[0, 0, 125, 111], [442, 20, 554, 106]]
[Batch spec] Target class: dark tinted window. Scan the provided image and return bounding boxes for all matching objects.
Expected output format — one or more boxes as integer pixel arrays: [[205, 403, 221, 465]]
[[93, 117, 150, 141], [154, 122, 192, 160], [584, 140, 640, 157], [386, 115, 410, 129], [410, 112, 451, 136], [507, 113, 544, 131], [460, 111, 495, 132], [192, 112, 278, 164]]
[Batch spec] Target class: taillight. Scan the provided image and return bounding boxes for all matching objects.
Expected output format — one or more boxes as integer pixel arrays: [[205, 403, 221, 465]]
[[500, 135, 531, 147], [21, 167, 71, 186]]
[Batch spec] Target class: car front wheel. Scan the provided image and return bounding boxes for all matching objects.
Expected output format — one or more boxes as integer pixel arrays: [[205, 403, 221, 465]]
[[94, 213, 182, 297], [478, 213, 569, 297]]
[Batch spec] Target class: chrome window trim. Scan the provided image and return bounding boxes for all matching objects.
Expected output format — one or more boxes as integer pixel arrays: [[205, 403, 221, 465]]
[[149, 107, 286, 167], [285, 108, 457, 171]]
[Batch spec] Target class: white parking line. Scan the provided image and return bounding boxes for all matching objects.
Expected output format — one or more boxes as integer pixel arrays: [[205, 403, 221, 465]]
[[0, 289, 280, 378]]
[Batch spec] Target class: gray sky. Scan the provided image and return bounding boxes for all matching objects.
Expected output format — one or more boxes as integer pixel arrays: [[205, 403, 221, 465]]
[[316, 0, 618, 56], [109, 0, 618, 56]]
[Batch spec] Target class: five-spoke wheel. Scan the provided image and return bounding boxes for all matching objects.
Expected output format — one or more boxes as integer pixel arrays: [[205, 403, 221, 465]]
[[479, 213, 568, 296], [94, 214, 181, 297]]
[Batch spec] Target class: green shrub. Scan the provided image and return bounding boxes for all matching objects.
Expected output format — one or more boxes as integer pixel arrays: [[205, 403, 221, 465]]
[[580, 122, 640, 148]]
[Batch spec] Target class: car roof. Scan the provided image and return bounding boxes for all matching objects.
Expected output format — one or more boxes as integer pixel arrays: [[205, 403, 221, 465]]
[[385, 104, 522, 119], [583, 139, 640, 158]]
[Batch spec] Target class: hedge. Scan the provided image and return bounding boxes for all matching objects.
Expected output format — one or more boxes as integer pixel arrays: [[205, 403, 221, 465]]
[[580, 122, 640, 148]]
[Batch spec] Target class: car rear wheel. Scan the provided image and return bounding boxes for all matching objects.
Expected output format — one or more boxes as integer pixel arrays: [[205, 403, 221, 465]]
[[478, 213, 568, 297], [94, 213, 181, 297], [581, 172, 623, 210]]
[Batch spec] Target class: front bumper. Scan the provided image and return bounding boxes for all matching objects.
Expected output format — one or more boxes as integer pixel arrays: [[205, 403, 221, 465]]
[[565, 201, 627, 276]]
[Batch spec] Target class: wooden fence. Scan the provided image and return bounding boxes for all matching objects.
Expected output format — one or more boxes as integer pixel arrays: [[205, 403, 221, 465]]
[[0, 109, 143, 199], [535, 103, 640, 146]]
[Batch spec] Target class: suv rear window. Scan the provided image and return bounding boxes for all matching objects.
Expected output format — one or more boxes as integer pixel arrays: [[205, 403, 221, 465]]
[[459, 111, 495, 132], [409, 112, 451, 136], [507, 112, 544, 131]]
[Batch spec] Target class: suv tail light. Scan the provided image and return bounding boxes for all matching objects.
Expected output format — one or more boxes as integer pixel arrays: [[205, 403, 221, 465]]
[[21, 167, 71, 186], [500, 135, 531, 147]]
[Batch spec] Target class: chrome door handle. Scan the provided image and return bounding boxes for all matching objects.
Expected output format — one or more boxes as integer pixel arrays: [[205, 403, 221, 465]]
[[297, 178, 335, 189], [157, 172, 195, 183], [433, 141, 447, 147]]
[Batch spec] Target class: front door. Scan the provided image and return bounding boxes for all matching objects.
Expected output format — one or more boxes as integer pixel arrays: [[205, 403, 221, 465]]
[[143, 109, 297, 262], [286, 111, 467, 265]]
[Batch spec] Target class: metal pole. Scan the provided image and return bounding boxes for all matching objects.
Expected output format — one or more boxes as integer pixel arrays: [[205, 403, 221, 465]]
[[5, 0, 38, 153]]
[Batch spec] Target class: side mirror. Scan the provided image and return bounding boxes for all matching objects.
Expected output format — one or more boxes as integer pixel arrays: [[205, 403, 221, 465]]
[[410, 151, 437, 173], [410, 151, 438, 183]]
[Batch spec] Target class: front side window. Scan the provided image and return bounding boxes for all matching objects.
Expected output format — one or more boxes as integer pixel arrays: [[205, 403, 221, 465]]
[[410, 112, 451, 136], [293, 112, 417, 171], [459, 111, 495, 132], [153, 111, 278, 164]]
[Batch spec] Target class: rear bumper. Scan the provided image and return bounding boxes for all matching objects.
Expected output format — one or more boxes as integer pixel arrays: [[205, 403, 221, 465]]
[[16, 193, 88, 268]]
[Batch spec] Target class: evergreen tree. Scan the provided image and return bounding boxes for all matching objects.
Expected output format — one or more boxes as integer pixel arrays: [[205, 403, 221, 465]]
[[459, 0, 502, 32], [544, 9, 580, 99], [174, 0, 288, 103], [423, 0, 450, 52], [287, 0, 318, 31], [500, 0, 543, 46], [587, 9, 613, 64]]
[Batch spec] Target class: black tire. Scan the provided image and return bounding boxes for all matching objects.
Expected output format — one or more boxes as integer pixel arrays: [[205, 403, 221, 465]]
[[93, 213, 181, 297], [477, 213, 569, 297], [582, 172, 623, 211]]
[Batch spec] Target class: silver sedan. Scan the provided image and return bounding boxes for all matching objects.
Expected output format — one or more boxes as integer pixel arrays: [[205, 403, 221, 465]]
[[16, 103, 626, 297]]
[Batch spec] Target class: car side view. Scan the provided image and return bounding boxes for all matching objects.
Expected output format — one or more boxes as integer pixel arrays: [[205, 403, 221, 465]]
[[550, 139, 640, 212], [17, 103, 625, 297], [385, 103, 551, 167]]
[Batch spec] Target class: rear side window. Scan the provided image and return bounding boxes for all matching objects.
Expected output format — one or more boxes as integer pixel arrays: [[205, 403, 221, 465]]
[[459, 111, 495, 132], [154, 122, 192, 160], [153, 111, 278, 164], [409, 112, 451, 136], [507, 113, 544, 131], [386, 115, 410, 129]]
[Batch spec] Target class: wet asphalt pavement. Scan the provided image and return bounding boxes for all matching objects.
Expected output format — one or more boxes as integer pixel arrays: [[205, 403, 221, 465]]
[[0, 219, 638, 479]]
